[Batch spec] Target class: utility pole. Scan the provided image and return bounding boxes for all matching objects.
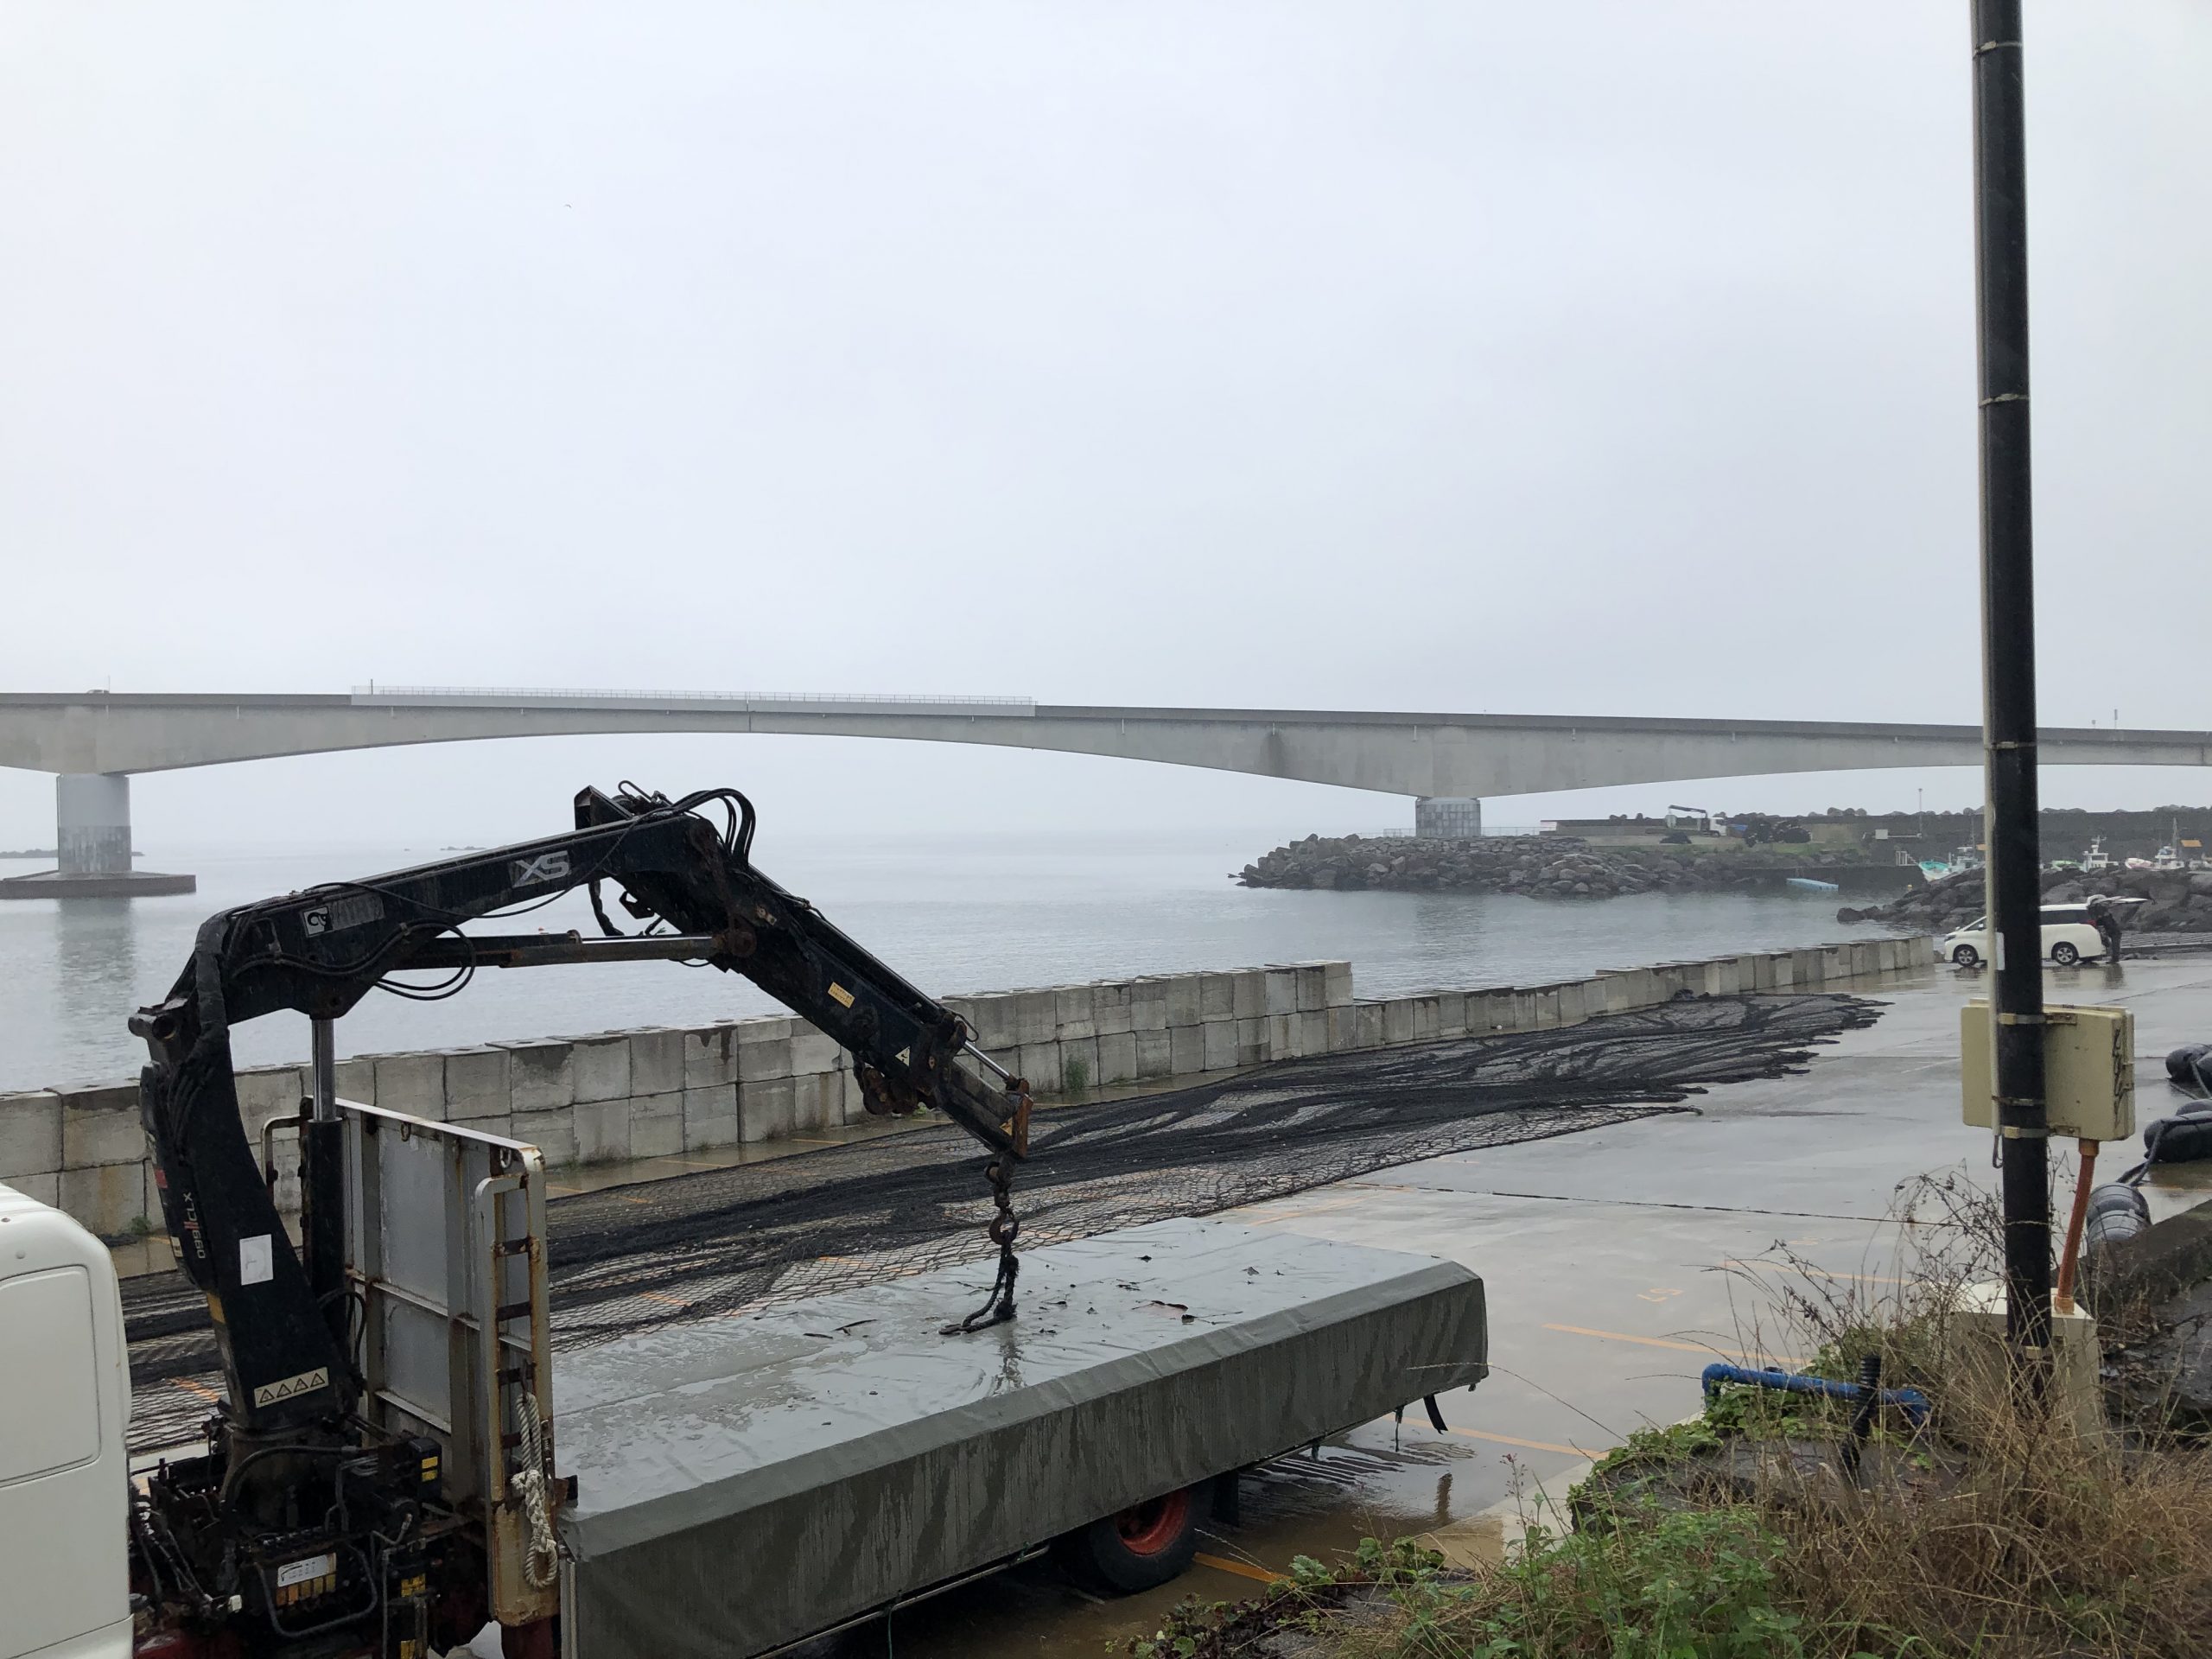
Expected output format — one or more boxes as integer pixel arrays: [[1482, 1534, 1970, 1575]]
[[1970, 0, 2050, 1377]]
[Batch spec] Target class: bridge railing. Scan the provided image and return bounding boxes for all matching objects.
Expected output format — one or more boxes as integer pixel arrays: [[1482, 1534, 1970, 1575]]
[[350, 685, 1036, 715]]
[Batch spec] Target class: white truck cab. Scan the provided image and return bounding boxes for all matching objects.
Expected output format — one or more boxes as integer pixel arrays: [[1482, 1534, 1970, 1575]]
[[0, 1181, 133, 1659]]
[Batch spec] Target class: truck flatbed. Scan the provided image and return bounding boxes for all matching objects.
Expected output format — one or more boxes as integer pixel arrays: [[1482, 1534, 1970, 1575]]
[[553, 1217, 1487, 1658]]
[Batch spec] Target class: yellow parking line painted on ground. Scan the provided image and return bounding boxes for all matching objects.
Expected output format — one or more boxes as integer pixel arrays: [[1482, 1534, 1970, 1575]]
[[1194, 1553, 1281, 1584], [174, 1377, 222, 1403], [1542, 1324, 1799, 1366], [1720, 1258, 1907, 1287], [1447, 1426, 1599, 1459], [1249, 1192, 1370, 1224]]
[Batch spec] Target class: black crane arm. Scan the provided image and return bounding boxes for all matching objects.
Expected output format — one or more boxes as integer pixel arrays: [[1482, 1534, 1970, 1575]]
[[130, 784, 1031, 1435]]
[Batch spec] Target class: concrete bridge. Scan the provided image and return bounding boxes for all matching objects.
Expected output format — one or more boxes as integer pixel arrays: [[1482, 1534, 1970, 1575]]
[[3, 686, 2209, 895]]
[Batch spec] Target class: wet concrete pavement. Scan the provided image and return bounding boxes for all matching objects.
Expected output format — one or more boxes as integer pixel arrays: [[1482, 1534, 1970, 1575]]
[[836, 953, 2212, 1657]]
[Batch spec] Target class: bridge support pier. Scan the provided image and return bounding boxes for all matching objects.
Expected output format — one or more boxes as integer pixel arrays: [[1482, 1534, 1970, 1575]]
[[0, 773, 195, 899], [1414, 796, 1483, 840]]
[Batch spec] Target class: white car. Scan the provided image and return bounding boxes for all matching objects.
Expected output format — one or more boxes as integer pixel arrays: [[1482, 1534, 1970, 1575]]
[[1938, 903, 2122, 969]]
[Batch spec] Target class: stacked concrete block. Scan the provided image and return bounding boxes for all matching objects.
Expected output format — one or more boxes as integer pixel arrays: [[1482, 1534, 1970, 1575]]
[[1129, 978, 1172, 1034], [788, 1026, 841, 1078], [333, 1058, 378, 1106], [1168, 1024, 1205, 1077], [0, 1090, 64, 1210], [949, 991, 1009, 1052], [1325, 1005, 1359, 1053], [435, 1049, 499, 1123], [24, 943, 1957, 1236], [1432, 991, 1471, 1039], [1231, 970, 1268, 1021], [513, 1107, 580, 1169], [1014, 990, 1058, 1047], [1050, 1033, 1096, 1094], [1092, 981, 1135, 1038], [1198, 973, 1236, 1023], [1553, 981, 1589, 1027], [1055, 984, 1097, 1042], [1355, 1001, 1386, 1050], [683, 1080, 738, 1152], [1095, 1029, 1137, 1085], [1017, 1041, 1062, 1094], [503, 1041, 575, 1115], [739, 1077, 795, 1143], [629, 1090, 687, 1160], [53, 1082, 149, 1238], [571, 1080, 633, 1165], [572, 1036, 632, 1106], [790, 1071, 844, 1135], [627, 1029, 684, 1096]]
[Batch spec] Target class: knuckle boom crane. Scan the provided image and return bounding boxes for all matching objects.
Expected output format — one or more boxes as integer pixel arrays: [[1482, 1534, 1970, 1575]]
[[124, 785, 1033, 1655]]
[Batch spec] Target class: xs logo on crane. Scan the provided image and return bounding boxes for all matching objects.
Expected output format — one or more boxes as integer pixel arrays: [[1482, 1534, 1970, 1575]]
[[511, 852, 572, 887]]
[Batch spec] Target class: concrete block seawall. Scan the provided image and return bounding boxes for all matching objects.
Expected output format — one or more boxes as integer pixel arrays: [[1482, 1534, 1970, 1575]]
[[0, 937, 1936, 1239]]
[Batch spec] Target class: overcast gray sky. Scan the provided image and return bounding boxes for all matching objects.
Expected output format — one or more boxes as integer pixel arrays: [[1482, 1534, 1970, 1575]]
[[3, 2, 2207, 849]]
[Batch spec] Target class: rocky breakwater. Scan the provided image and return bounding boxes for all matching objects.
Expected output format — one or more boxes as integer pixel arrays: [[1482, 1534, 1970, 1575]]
[[1841, 866, 2212, 935], [1236, 835, 1868, 899]]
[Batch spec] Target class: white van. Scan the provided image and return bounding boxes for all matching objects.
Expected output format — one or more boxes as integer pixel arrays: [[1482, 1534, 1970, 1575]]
[[1938, 904, 2116, 968]]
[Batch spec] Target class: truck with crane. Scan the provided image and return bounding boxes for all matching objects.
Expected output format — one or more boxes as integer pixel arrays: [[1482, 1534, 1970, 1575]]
[[2, 784, 1488, 1658]]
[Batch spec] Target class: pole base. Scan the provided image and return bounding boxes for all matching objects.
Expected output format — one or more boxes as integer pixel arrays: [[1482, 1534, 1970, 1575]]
[[0, 868, 197, 899]]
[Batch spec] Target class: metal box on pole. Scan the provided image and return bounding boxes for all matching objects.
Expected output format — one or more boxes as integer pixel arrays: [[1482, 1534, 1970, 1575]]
[[1961, 1001, 2134, 1141]]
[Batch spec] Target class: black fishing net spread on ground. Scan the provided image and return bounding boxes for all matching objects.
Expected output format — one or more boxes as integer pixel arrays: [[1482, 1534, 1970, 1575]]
[[121, 991, 1878, 1452]]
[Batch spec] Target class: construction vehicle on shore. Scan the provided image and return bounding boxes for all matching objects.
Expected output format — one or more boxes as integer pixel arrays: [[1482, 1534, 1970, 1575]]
[[3, 785, 1486, 1658]]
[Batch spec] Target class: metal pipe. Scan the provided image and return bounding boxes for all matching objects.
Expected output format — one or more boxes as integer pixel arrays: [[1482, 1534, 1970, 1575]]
[[965, 1046, 1015, 1085], [1970, 0, 2051, 1376], [1700, 1363, 1930, 1428], [396, 931, 729, 969], [310, 1017, 339, 1123], [2055, 1138, 2098, 1313], [305, 1018, 346, 1351]]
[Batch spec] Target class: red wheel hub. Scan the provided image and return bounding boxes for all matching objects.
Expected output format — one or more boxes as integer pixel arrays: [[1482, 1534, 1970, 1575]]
[[1113, 1486, 1192, 1557]]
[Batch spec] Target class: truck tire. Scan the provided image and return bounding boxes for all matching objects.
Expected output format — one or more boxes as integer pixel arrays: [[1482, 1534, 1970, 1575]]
[[1054, 1482, 1205, 1593]]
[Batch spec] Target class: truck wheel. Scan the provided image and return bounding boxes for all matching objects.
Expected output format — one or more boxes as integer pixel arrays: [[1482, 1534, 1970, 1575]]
[[2052, 942, 2081, 966], [1054, 1483, 1204, 1593], [1952, 944, 1980, 968]]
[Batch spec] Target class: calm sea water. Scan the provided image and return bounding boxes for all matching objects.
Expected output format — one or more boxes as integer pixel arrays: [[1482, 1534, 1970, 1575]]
[[0, 834, 1900, 1091]]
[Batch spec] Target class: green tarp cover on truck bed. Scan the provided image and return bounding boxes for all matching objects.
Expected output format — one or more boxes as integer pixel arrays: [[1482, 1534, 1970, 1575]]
[[554, 1217, 1486, 1658]]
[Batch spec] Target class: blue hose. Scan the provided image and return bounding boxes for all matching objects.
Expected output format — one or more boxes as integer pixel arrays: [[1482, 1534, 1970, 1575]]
[[1700, 1362, 1930, 1427]]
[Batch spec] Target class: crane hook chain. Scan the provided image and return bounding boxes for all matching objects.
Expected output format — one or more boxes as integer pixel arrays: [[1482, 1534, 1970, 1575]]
[[943, 1154, 1020, 1336]]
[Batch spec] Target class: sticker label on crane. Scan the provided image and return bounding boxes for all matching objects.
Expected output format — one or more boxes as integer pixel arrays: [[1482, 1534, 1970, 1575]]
[[511, 851, 572, 887], [254, 1368, 330, 1408], [827, 982, 855, 1007], [276, 1552, 336, 1588], [302, 892, 384, 936], [238, 1233, 273, 1286]]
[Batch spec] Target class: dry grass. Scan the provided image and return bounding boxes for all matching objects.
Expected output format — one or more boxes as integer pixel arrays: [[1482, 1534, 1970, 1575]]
[[1271, 1173, 2212, 1658]]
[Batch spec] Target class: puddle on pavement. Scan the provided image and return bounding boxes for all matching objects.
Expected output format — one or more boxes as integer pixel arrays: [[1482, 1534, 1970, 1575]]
[[783, 1414, 1525, 1658]]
